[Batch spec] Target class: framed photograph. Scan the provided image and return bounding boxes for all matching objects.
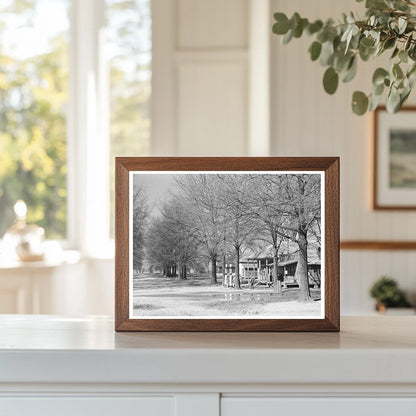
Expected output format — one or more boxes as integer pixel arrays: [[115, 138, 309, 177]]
[[115, 157, 339, 332], [374, 106, 416, 209]]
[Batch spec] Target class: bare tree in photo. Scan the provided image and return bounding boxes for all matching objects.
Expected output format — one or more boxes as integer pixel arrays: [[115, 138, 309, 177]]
[[132, 184, 149, 272], [278, 174, 321, 301], [175, 175, 225, 285], [242, 176, 288, 292], [146, 217, 176, 277], [217, 175, 258, 290], [146, 198, 200, 280], [242, 174, 321, 300]]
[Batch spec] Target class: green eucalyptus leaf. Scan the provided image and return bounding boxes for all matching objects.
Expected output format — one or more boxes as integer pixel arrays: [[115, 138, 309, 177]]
[[397, 80, 405, 89], [393, 0, 409, 11], [374, 82, 385, 96], [377, 13, 389, 25], [393, 63, 404, 79], [360, 37, 376, 49], [398, 17, 407, 34], [400, 86, 411, 106], [342, 56, 358, 82], [399, 49, 408, 63], [323, 67, 339, 94], [334, 52, 349, 72], [273, 13, 290, 34], [293, 18, 308, 37], [290, 12, 301, 29], [360, 37, 375, 48], [383, 37, 396, 50], [350, 32, 361, 49], [342, 25, 359, 52], [341, 26, 352, 42], [307, 20, 323, 35], [352, 91, 369, 115], [391, 47, 399, 59], [369, 92, 383, 111], [387, 87, 401, 113], [317, 29, 328, 43], [409, 45, 416, 60], [408, 71, 416, 89], [320, 40, 335, 66], [370, 30, 381, 44], [359, 44, 375, 61], [309, 41, 322, 61], [347, 13, 355, 24], [408, 63, 416, 78], [372, 67, 389, 85], [282, 29, 293, 44], [366, 0, 388, 10], [391, 21, 400, 34], [333, 35, 341, 51]]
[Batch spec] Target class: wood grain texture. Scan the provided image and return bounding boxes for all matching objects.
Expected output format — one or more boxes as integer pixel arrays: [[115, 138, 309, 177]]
[[373, 106, 416, 210], [341, 241, 416, 250], [115, 157, 340, 332], [325, 158, 340, 331], [115, 160, 130, 330]]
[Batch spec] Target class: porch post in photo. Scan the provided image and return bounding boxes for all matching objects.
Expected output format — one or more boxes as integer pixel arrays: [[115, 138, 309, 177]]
[[222, 255, 227, 286]]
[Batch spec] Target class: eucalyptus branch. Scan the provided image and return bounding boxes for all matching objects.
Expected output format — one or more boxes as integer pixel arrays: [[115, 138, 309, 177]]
[[272, 0, 416, 114]]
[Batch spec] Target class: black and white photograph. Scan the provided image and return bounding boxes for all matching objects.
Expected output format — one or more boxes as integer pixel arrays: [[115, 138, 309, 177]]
[[129, 171, 324, 319]]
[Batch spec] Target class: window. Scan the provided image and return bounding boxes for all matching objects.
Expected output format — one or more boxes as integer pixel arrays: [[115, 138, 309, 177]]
[[0, 0, 151, 251], [106, 0, 151, 237], [0, 0, 70, 239]]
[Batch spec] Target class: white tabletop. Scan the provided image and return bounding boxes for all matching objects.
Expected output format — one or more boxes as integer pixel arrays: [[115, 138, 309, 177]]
[[0, 314, 415, 350], [0, 315, 415, 386]]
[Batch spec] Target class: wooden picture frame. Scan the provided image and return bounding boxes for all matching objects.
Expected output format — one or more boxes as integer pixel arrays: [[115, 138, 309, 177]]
[[373, 106, 416, 210], [115, 157, 339, 332]]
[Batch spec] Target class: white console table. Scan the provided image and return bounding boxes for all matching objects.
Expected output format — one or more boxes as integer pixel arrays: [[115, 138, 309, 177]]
[[0, 251, 82, 314], [1, 315, 416, 415]]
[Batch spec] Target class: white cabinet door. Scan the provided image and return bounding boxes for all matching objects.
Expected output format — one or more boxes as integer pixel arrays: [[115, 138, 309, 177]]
[[0, 396, 175, 416], [222, 397, 416, 416]]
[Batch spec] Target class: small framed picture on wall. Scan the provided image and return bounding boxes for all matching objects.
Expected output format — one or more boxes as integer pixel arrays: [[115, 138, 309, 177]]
[[374, 106, 416, 209]]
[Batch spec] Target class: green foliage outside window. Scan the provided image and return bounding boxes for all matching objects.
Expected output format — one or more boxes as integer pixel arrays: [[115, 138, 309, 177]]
[[0, 0, 69, 238]]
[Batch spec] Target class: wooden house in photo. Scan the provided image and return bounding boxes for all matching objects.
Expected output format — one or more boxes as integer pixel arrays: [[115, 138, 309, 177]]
[[238, 243, 321, 288]]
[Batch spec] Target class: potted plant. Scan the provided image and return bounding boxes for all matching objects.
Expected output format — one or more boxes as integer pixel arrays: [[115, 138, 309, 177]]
[[369, 276, 413, 312]]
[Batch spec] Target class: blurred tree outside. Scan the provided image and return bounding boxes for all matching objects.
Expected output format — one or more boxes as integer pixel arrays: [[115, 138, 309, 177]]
[[0, 0, 70, 238]]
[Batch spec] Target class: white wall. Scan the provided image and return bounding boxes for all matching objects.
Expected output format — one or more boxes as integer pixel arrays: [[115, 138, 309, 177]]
[[270, 0, 416, 313], [34, 0, 415, 317], [150, 0, 416, 314], [152, 0, 253, 156]]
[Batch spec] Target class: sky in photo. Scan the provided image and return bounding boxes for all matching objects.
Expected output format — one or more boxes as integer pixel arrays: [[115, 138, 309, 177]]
[[133, 173, 175, 216]]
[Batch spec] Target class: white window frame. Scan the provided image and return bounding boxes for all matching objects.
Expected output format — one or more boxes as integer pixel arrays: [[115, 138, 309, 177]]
[[68, 0, 111, 258]]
